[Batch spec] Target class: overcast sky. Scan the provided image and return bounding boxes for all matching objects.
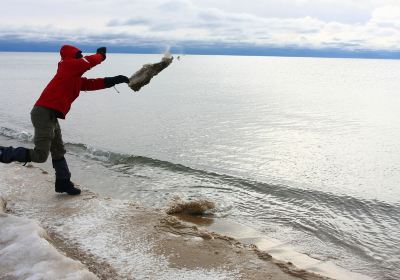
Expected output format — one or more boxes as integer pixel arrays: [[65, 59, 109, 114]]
[[2, 0, 400, 53]]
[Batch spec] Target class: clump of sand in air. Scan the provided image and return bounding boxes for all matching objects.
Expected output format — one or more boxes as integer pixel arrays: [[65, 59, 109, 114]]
[[128, 52, 173, 92], [166, 197, 216, 216]]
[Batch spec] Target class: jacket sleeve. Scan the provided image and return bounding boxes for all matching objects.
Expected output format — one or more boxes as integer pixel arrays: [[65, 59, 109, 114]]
[[80, 77, 106, 91], [69, 54, 104, 75]]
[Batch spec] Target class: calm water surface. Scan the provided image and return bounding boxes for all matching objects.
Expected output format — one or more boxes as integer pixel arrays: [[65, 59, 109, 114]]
[[1, 52, 399, 279]]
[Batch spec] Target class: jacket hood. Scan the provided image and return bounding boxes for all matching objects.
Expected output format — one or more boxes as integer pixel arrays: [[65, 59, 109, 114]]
[[60, 45, 81, 59]]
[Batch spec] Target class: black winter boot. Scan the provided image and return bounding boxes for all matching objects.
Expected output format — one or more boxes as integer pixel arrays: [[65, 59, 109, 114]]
[[0, 146, 31, 164], [52, 157, 71, 179], [55, 179, 81, 195], [52, 157, 81, 195]]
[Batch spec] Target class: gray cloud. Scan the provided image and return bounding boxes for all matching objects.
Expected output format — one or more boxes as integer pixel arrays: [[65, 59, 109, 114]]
[[2, 0, 400, 51], [107, 18, 151, 27]]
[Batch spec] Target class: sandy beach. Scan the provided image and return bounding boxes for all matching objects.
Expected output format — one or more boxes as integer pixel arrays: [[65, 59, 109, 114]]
[[0, 163, 332, 280]]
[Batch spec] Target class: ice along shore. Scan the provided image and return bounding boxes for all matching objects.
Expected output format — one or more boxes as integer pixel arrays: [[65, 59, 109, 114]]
[[0, 163, 354, 280]]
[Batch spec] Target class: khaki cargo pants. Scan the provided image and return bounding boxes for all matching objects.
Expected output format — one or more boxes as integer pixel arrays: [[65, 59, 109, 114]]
[[29, 106, 66, 163]]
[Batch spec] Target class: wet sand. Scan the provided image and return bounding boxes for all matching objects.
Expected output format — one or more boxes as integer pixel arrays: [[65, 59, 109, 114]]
[[0, 163, 329, 280]]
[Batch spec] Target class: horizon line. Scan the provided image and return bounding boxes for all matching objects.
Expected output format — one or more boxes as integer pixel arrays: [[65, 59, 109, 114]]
[[1, 40, 400, 60]]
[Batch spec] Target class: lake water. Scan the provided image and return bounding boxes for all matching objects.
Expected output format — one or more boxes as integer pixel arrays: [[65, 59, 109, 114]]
[[1, 52, 399, 279]]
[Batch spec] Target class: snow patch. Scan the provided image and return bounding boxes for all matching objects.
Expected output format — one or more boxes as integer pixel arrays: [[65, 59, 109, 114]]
[[0, 210, 98, 280]]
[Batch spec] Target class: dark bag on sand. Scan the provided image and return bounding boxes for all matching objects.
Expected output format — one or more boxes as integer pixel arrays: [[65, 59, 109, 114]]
[[128, 55, 173, 92]]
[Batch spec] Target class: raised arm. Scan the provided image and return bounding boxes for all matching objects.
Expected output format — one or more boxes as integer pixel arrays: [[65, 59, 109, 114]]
[[69, 53, 104, 75], [65, 47, 106, 76]]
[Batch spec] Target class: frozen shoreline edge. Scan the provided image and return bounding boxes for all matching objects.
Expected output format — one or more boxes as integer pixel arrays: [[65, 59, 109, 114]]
[[0, 196, 324, 280], [0, 164, 368, 280], [0, 195, 99, 279]]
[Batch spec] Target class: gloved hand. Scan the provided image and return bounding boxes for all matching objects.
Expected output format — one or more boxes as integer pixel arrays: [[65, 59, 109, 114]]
[[96, 47, 107, 60], [104, 75, 130, 88], [75, 51, 83, 59]]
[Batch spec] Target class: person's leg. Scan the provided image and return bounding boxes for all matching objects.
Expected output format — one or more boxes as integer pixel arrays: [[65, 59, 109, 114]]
[[51, 120, 81, 195], [0, 146, 30, 163], [29, 106, 56, 163], [1, 106, 80, 195], [0, 106, 53, 164], [50, 120, 69, 179]]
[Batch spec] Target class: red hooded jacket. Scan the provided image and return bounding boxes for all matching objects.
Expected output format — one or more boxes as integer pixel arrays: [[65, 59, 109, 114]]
[[35, 45, 106, 118]]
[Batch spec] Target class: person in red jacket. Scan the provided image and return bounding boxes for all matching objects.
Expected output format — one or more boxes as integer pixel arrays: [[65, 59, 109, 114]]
[[0, 45, 129, 195]]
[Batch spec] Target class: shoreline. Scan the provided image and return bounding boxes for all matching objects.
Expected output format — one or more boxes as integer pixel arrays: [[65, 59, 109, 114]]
[[182, 216, 371, 280], [0, 163, 365, 279]]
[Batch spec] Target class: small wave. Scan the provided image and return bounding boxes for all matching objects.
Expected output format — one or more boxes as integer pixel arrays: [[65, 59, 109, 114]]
[[2, 126, 398, 211], [64, 141, 198, 173], [0, 126, 33, 142], [3, 125, 398, 216]]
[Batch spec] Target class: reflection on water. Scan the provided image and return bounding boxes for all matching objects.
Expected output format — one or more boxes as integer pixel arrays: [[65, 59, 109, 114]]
[[1, 53, 400, 279], [173, 214, 215, 226]]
